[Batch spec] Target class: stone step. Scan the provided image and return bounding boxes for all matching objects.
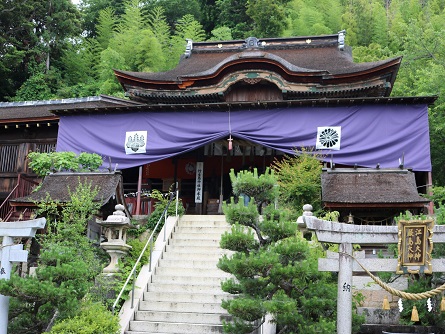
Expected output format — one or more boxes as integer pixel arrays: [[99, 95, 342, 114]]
[[147, 282, 224, 294], [124, 215, 233, 334], [138, 300, 226, 313], [151, 273, 227, 285], [133, 310, 231, 324], [168, 238, 221, 247], [171, 232, 226, 240], [165, 245, 228, 254], [175, 226, 230, 234], [158, 258, 221, 268], [143, 291, 231, 303], [127, 320, 224, 333], [177, 219, 229, 225], [161, 248, 231, 260], [154, 266, 228, 278], [179, 215, 227, 223]]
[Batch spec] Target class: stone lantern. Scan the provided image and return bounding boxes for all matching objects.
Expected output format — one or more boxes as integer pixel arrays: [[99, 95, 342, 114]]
[[97, 204, 132, 273]]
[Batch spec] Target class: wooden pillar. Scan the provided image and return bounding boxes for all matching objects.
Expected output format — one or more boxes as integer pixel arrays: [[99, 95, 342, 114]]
[[135, 166, 142, 215], [428, 171, 434, 215]]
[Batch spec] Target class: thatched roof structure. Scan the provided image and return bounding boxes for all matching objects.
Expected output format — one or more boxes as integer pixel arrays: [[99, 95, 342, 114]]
[[10, 171, 128, 216], [322, 168, 429, 209]]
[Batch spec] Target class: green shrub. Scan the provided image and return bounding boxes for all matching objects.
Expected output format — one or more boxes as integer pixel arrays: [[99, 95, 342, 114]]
[[272, 150, 323, 216], [146, 189, 185, 231], [27, 151, 103, 177], [49, 298, 119, 334]]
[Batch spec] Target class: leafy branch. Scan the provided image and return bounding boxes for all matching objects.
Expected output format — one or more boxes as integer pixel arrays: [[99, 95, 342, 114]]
[[27, 151, 103, 177]]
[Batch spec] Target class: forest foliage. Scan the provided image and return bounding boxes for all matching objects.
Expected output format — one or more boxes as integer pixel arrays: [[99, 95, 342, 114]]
[[2, 0, 445, 182]]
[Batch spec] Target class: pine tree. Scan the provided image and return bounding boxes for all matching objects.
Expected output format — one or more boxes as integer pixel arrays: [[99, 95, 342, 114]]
[[0, 182, 106, 333], [218, 163, 339, 333]]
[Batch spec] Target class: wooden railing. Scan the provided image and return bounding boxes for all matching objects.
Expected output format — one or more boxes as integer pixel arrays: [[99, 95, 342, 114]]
[[0, 174, 39, 222]]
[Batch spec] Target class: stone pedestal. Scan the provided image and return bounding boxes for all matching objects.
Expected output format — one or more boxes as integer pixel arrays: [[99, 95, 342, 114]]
[[100, 243, 132, 273], [357, 307, 400, 325], [92, 273, 120, 301]]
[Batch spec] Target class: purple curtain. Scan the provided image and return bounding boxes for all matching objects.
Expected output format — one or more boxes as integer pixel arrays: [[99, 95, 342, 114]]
[[56, 104, 431, 171]]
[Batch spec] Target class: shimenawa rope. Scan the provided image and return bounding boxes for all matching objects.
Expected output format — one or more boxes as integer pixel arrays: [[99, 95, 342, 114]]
[[340, 252, 445, 300]]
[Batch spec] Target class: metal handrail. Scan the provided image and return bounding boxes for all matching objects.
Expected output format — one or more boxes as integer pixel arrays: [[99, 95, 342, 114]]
[[111, 188, 179, 314]]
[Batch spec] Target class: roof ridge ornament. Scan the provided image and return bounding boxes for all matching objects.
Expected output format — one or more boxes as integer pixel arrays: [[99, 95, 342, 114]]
[[184, 39, 193, 58], [242, 37, 264, 49], [338, 30, 346, 51]]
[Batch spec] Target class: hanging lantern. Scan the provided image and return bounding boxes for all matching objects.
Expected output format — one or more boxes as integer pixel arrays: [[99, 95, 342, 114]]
[[382, 296, 390, 310], [228, 135, 233, 151], [347, 213, 354, 224]]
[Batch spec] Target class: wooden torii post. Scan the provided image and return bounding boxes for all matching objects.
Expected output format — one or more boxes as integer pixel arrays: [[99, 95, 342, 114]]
[[297, 205, 445, 334], [0, 218, 46, 334]]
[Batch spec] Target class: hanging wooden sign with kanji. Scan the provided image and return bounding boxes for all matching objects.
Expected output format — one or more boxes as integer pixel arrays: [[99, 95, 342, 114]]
[[397, 219, 434, 274]]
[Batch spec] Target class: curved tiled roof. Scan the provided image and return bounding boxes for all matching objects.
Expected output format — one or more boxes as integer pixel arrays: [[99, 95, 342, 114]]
[[0, 95, 143, 124], [114, 34, 402, 102], [116, 44, 399, 82]]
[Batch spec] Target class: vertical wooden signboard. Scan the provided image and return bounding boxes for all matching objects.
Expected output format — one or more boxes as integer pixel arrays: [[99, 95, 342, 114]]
[[195, 162, 204, 204]]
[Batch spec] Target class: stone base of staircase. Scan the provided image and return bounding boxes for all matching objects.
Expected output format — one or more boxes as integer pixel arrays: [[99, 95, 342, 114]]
[[124, 215, 233, 334]]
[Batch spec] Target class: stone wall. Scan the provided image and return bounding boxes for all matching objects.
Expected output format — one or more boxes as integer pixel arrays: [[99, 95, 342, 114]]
[[354, 275, 408, 309], [359, 324, 444, 334]]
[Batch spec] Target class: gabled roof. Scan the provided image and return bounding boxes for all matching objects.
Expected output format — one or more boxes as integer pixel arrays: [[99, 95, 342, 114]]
[[10, 172, 128, 214], [114, 34, 402, 103], [0, 95, 143, 125], [322, 168, 429, 208]]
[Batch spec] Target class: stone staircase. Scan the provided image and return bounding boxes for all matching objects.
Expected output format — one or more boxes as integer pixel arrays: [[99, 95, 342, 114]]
[[125, 215, 233, 334]]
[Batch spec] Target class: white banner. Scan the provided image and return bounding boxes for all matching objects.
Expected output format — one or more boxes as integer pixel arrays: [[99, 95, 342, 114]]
[[125, 131, 147, 154], [316, 126, 341, 150]]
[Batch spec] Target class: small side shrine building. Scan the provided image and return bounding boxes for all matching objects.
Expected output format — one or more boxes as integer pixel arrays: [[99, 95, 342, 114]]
[[9, 171, 128, 241], [322, 168, 431, 225], [1, 32, 436, 217]]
